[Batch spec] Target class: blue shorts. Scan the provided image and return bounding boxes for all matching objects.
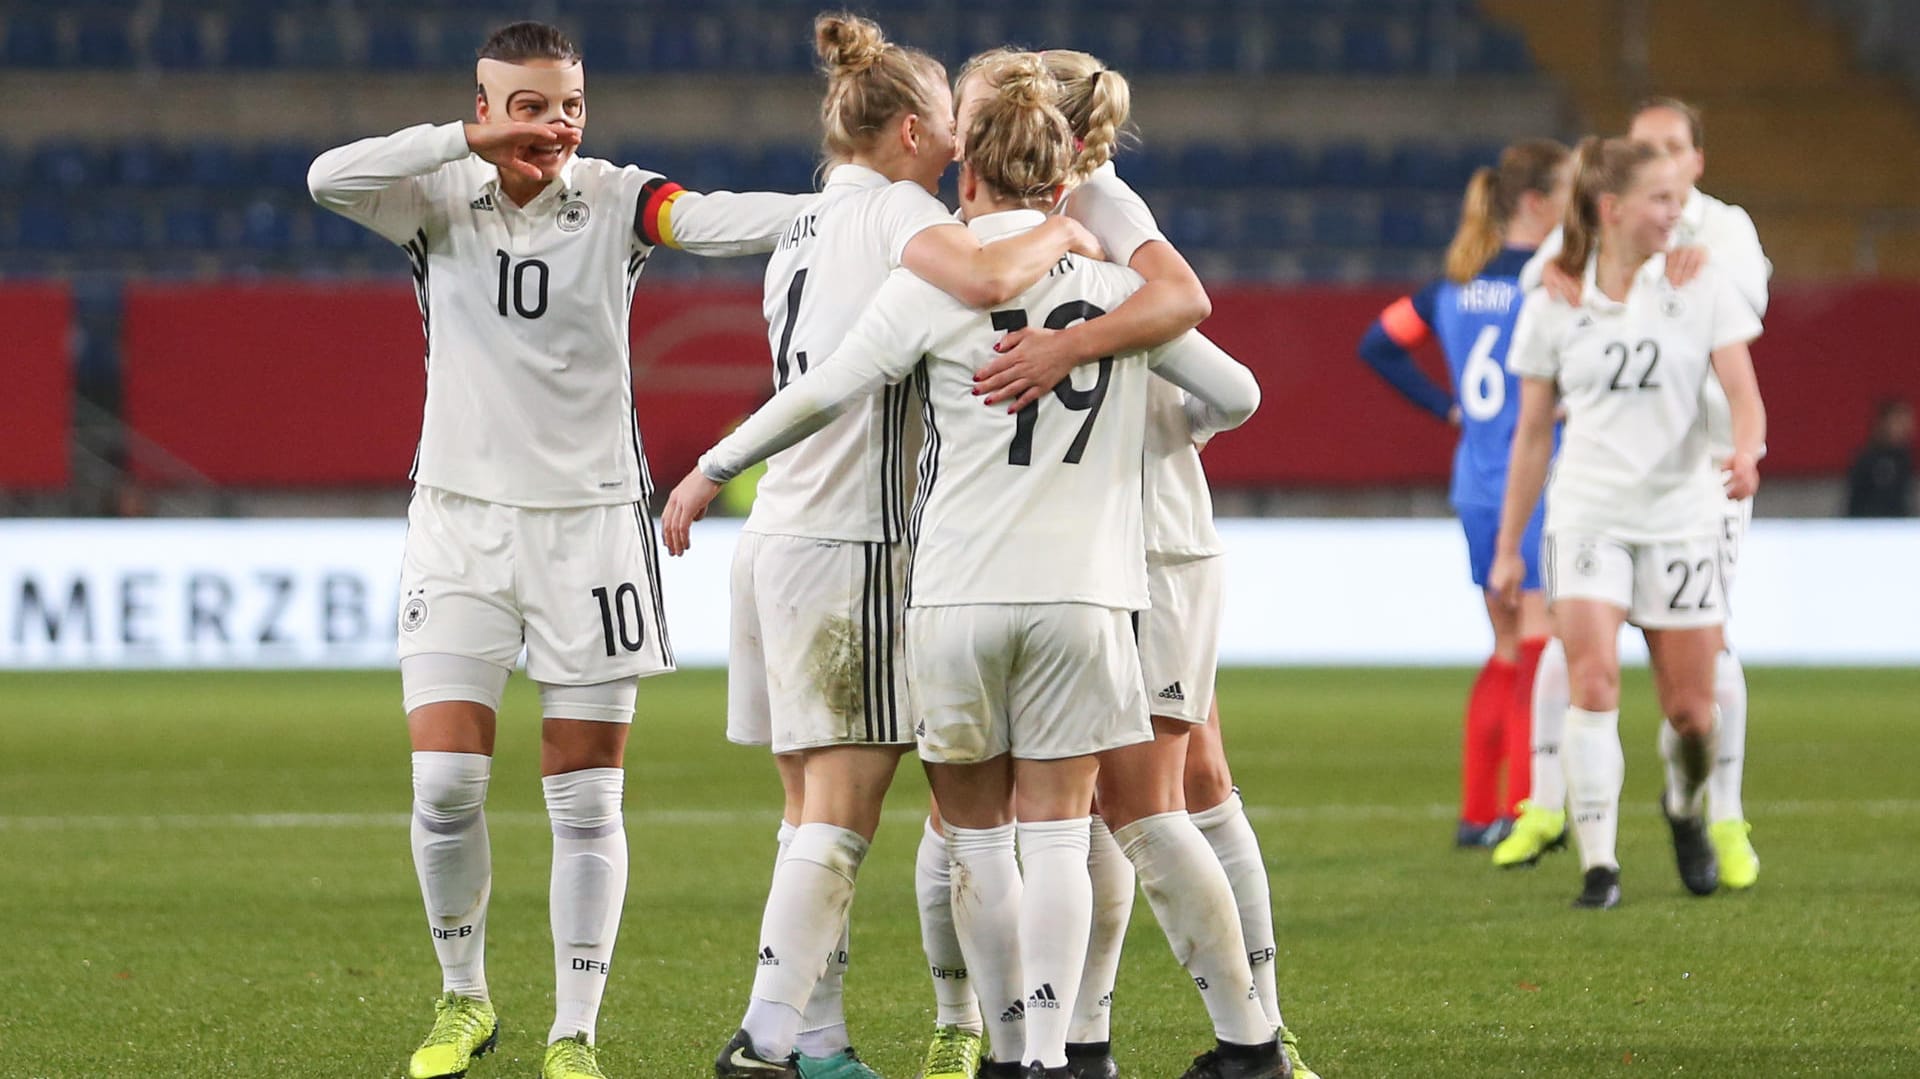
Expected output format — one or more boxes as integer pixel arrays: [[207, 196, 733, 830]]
[[1457, 501, 1544, 591]]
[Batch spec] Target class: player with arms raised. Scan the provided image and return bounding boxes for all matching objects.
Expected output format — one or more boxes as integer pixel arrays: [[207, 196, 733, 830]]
[[661, 57, 1268, 1079], [1357, 140, 1572, 850], [1492, 138, 1765, 909], [308, 21, 804, 1079]]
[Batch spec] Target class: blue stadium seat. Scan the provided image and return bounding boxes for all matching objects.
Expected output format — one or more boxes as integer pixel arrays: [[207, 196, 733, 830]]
[[1163, 204, 1225, 249], [1339, 22, 1404, 75], [1469, 25, 1532, 75], [1112, 148, 1163, 191], [163, 203, 218, 250], [256, 143, 316, 192], [311, 204, 373, 252], [574, 15, 636, 73], [1312, 141, 1382, 189], [75, 15, 135, 68], [683, 145, 744, 192], [93, 202, 152, 251], [1203, 20, 1244, 73], [150, 12, 206, 70], [1177, 143, 1245, 189], [1266, 16, 1329, 74], [32, 144, 101, 191], [108, 142, 172, 188], [755, 145, 818, 194], [366, 15, 421, 70], [1455, 141, 1504, 182], [1139, 17, 1200, 74], [646, 18, 705, 72], [0, 142, 18, 189], [1378, 204, 1430, 250], [181, 141, 251, 190], [241, 199, 295, 251], [16, 197, 73, 250], [4, 11, 64, 68], [224, 13, 280, 69], [1309, 199, 1379, 248], [284, 15, 346, 68], [1248, 142, 1309, 189], [1239, 209, 1293, 252], [1388, 141, 1459, 191]]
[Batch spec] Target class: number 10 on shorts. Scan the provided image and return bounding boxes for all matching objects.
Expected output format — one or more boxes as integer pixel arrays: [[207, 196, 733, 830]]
[[592, 584, 646, 656]]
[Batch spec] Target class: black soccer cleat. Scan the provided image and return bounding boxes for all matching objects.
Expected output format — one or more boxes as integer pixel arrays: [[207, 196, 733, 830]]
[[1572, 865, 1622, 909], [1021, 1066, 1070, 1079], [715, 1028, 799, 1078], [1066, 1042, 1120, 1079], [1662, 795, 1720, 896], [1455, 818, 1513, 849], [1179, 1038, 1289, 1079], [977, 1062, 1026, 1078]]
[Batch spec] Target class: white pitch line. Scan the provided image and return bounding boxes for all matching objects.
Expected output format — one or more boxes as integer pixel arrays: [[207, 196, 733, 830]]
[[0, 799, 1913, 832]]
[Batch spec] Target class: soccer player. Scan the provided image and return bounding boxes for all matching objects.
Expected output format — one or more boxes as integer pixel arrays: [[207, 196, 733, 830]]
[[1356, 140, 1573, 849], [708, 14, 1102, 1079], [961, 48, 1319, 1079], [307, 22, 805, 1079], [1496, 99, 1770, 889], [1491, 137, 1766, 909], [660, 55, 1267, 1079]]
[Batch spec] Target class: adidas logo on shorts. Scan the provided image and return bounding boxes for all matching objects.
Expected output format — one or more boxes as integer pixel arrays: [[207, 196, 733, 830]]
[[1157, 682, 1185, 702], [758, 946, 777, 966]]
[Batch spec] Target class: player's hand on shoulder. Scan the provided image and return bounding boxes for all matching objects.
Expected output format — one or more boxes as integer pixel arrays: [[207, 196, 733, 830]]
[[1722, 450, 1760, 500], [463, 121, 581, 180], [1665, 245, 1709, 288], [1061, 217, 1107, 262], [661, 470, 722, 556], [1540, 261, 1583, 305], [975, 326, 1077, 410]]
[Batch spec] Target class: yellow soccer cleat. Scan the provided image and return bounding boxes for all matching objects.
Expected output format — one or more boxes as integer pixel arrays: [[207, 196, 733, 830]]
[[1281, 1026, 1321, 1079], [1710, 819, 1760, 890], [1491, 800, 1567, 868], [409, 993, 499, 1079], [545, 1033, 610, 1079], [917, 1024, 983, 1079]]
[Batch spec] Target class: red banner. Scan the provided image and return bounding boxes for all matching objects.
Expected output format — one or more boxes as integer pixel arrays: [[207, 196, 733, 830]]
[[119, 281, 1917, 489], [0, 284, 72, 490]]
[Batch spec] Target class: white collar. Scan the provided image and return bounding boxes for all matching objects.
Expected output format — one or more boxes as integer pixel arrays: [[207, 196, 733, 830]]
[[1580, 250, 1669, 311], [823, 162, 893, 191], [966, 208, 1049, 241]]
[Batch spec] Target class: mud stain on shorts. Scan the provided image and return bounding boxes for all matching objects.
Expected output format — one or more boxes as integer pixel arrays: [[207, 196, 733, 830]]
[[807, 614, 865, 728]]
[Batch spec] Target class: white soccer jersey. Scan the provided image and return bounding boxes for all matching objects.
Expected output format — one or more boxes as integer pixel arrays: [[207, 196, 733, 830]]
[[309, 121, 806, 508], [749, 164, 954, 542], [1507, 254, 1762, 540], [1523, 187, 1770, 462], [699, 209, 1260, 609], [1062, 164, 1224, 561]]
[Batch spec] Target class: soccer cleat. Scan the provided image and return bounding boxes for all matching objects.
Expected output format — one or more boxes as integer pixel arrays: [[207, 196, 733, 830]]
[[1279, 1027, 1319, 1079], [1454, 818, 1512, 849], [1491, 801, 1568, 868], [1065, 1041, 1119, 1079], [797, 1047, 882, 1079], [1661, 796, 1720, 896], [544, 1034, 608, 1079], [915, 1025, 982, 1079], [977, 1062, 1025, 1078], [408, 992, 499, 1079], [1179, 1039, 1288, 1079], [716, 1028, 799, 1078], [1021, 1066, 1069, 1079], [1572, 866, 1622, 909], [1710, 819, 1760, 890]]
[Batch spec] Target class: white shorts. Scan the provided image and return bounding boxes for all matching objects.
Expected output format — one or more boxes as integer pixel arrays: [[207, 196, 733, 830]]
[[398, 486, 674, 688], [726, 532, 912, 753], [1138, 556, 1222, 724], [906, 603, 1151, 765], [1545, 531, 1726, 630]]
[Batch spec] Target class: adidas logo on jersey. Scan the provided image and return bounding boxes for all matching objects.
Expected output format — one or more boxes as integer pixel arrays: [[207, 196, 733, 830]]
[[1157, 682, 1185, 702], [470, 193, 496, 211], [1027, 983, 1061, 1010], [757, 946, 778, 966], [999, 999, 1025, 1024]]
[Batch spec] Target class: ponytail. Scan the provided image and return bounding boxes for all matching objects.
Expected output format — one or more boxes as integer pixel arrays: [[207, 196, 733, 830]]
[[1557, 135, 1661, 279], [1445, 138, 1570, 282], [1041, 50, 1132, 184]]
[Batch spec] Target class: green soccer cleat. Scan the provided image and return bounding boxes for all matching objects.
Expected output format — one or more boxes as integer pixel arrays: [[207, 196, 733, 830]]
[[408, 993, 499, 1079], [544, 1033, 609, 1079], [1710, 819, 1760, 890], [797, 1046, 883, 1079], [915, 1024, 981, 1079], [1280, 1027, 1319, 1079], [1491, 801, 1568, 868]]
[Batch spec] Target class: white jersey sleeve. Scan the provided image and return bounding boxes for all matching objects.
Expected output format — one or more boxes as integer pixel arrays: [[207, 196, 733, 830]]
[[1063, 163, 1167, 267], [636, 180, 811, 257], [873, 181, 959, 265], [701, 267, 940, 483], [1518, 226, 1565, 294], [1694, 199, 1771, 320], [1146, 331, 1261, 436], [307, 121, 469, 245], [1505, 289, 1567, 382]]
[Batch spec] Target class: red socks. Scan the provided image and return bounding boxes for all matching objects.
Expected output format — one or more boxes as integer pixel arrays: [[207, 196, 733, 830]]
[[1462, 657, 1517, 826], [1506, 637, 1549, 815]]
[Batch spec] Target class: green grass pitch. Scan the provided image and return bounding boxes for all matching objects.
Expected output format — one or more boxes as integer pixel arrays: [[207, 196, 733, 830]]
[[2, 667, 1916, 1077]]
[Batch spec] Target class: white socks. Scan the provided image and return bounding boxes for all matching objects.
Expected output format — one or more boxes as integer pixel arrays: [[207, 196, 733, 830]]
[[1190, 790, 1283, 1030], [1016, 818, 1094, 1070], [1068, 817, 1135, 1046], [1563, 708, 1624, 871], [916, 821, 983, 1034], [742, 822, 870, 1061], [1531, 638, 1571, 810], [411, 751, 493, 1001], [945, 823, 1025, 1066], [1115, 811, 1271, 1047], [1660, 711, 1718, 820], [1709, 650, 1748, 824], [544, 767, 628, 1046]]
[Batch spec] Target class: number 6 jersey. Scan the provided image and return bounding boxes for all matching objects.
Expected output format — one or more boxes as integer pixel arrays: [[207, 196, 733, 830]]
[[309, 121, 806, 508], [1507, 253, 1761, 540], [698, 208, 1261, 612]]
